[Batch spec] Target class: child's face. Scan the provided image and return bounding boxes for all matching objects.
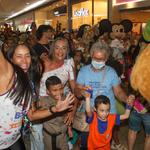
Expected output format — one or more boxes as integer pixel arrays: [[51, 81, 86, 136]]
[[47, 84, 64, 101], [96, 103, 110, 121], [74, 51, 82, 62]]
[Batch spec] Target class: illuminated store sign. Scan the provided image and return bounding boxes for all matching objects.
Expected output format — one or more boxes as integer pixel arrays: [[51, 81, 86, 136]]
[[74, 8, 89, 17]]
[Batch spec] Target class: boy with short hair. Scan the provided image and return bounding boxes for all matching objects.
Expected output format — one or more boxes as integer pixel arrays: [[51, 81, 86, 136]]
[[84, 92, 134, 150], [40, 76, 74, 150]]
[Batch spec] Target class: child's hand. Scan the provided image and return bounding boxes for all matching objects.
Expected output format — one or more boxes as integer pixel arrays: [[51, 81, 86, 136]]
[[127, 94, 135, 107], [56, 92, 75, 112], [82, 90, 91, 99], [68, 126, 73, 138], [80, 85, 92, 99]]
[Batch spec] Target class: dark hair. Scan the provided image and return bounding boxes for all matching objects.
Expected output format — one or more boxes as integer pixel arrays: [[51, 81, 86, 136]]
[[94, 95, 110, 109], [77, 24, 91, 38], [36, 25, 54, 40], [45, 76, 62, 89], [9, 64, 32, 108], [0, 45, 32, 107], [73, 49, 84, 59], [6, 43, 43, 93]]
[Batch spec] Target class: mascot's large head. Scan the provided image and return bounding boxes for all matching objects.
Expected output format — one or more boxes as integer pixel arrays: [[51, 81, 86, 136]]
[[130, 20, 150, 102], [98, 19, 133, 40]]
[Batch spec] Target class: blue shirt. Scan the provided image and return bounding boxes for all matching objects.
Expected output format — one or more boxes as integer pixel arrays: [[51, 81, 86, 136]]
[[77, 65, 120, 113], [86, 113, 120, 134]]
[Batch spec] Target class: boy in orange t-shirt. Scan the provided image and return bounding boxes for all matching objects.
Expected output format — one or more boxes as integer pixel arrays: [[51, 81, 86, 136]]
[[84, 92, 134, 150]]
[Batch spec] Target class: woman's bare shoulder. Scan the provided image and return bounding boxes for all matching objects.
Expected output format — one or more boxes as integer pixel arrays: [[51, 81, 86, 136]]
[[43, 58, 56, 72]]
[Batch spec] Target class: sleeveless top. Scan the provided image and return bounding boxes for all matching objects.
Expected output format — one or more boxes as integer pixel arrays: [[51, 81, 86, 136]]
[[0, 74, 31, 149], [39, 58, 74, 96], [88, 112, 116, 150]]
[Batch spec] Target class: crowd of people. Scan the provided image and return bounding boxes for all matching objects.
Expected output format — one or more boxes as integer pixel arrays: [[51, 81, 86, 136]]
[[0, 20, 149, 150]]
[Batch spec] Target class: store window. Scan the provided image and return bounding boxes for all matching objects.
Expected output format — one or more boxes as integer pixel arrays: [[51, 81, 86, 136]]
[[72, 0, 107, 29]]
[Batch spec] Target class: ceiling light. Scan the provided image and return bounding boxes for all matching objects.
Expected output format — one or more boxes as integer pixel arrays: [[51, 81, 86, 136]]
[[5, 0, 50, 20]]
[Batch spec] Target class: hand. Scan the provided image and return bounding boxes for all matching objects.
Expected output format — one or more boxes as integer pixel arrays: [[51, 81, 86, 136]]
[[82, 90, 91, 99], [68, 126, 73, 138], [77, 84, 91, 91], [127, 94, 135, 106], [55, 92, 75, 112], [78, 85, 92, 98], [64, 111, 74, 126]]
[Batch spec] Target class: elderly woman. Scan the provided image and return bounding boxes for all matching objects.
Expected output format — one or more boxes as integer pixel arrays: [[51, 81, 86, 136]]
[[75, 40, 134, 149]]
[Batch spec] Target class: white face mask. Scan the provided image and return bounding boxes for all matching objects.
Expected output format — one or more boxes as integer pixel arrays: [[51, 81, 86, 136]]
[[91, 60, 105, 70]]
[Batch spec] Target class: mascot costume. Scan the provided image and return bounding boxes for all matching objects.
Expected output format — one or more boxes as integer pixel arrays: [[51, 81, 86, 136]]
[[98, 19, 133, 78], [131, 20, 150, 102]]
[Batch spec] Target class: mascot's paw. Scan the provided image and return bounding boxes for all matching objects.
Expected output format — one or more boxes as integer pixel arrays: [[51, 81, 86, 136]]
[[131, 44, 150, 102]]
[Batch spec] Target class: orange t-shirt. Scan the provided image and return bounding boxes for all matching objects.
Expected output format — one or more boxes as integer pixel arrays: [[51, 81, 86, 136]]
[[88, 112, 116, 150]]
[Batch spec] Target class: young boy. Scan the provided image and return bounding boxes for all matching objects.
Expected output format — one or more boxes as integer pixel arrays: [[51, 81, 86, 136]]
[[84, 92, 134, 150], [40, 76, 74, 150]]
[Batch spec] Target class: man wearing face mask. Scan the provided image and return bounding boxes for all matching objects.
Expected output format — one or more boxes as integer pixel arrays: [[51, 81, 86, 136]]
[[75, 40, 134, 150]]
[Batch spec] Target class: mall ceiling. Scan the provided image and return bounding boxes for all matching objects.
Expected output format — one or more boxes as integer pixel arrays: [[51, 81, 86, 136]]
[[0, 0, 57, 21]]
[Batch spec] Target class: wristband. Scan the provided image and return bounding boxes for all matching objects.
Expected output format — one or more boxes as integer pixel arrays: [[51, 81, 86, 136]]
[[48, 105, 55, 114], [126, 104, 132, 110]]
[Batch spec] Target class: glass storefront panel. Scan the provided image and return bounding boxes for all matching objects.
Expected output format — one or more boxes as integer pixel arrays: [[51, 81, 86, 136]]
[[72, 0, 108, 29], [94, 0, 108, 24], [72, 0, 92, 29]]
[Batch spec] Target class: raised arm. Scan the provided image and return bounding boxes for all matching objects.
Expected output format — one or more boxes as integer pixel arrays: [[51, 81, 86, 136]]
[[83, 90, 93, 118], [0, 48, 12, 73], [0, 49, 14, 93], [27, 92, 75, 121]]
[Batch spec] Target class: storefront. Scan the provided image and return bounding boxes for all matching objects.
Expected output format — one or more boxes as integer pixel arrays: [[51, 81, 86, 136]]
[[34, 0, 68, 31], [72, 0, 108, 29], [12, 11, 34, 32], [8, 0, 109, 32], [35, 0, 108, 31]]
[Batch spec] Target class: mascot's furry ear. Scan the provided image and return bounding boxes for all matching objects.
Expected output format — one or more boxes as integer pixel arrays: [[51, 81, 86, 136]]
[[98, 19, 112, 36], [120, 19, 133, 33], [77, 24, 91, 39]]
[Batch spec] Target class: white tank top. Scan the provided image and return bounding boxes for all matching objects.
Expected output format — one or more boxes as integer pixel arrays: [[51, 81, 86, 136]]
[[39, 58, 75, 96], [0, 76, 31, 149]]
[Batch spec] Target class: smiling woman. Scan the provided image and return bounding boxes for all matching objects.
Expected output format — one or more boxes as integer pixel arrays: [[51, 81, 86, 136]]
[[6, 43, 42, 93], [11, 45, 31, 72], [40, 37, 75, 97]]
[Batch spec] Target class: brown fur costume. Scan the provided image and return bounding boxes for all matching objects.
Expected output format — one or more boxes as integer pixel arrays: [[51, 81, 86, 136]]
[[130, 44, 150, 102]]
